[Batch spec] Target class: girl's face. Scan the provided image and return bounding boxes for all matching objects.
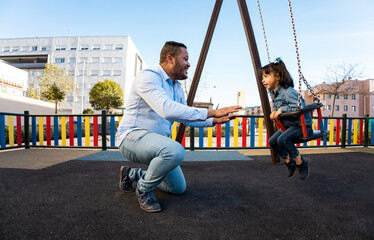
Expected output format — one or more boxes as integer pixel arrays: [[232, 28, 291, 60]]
[[262, 71, 280, 91]]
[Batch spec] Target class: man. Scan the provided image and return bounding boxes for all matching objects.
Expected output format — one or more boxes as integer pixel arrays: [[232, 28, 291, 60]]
[[117, 41, 241, 212]]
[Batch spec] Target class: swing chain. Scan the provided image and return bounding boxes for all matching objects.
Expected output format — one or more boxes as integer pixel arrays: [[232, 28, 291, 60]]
[[287, 0, 320, 106], [257, 0, 271, 63]]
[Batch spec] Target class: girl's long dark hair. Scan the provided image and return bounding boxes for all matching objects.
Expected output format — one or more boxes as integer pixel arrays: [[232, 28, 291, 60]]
[[261, 60, 294, 88]]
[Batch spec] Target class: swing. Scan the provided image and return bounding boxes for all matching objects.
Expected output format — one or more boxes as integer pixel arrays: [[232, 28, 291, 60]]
[[257, 0, 327, 143]]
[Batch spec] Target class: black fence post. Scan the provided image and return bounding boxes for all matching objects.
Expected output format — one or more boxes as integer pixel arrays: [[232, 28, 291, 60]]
[[364, 114, 369, 147], [190, 127, 195, 151], [24, 111, 30, 149], [102, 110, 107, 150], [341, 114, 347, 148]]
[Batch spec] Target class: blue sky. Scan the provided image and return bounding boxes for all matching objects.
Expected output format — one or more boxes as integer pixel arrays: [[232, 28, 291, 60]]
[[1, 0, 373, 107]]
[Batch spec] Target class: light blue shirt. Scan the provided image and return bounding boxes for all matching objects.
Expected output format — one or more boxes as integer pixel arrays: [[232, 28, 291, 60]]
[[117, 65, 213, 145]]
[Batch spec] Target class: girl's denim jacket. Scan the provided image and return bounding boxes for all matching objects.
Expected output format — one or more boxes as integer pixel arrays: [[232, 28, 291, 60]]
[[270, 86, 313, 128]]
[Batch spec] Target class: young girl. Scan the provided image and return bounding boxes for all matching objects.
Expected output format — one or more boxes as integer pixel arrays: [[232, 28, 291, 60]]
[[262, 58, 312, 180]]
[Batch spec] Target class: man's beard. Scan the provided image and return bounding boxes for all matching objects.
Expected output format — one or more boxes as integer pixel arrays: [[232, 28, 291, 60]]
[[172, 61, 188, 80]]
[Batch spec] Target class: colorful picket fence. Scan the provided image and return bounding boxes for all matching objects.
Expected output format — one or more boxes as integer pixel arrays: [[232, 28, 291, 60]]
[[1, 111, 373, 150]]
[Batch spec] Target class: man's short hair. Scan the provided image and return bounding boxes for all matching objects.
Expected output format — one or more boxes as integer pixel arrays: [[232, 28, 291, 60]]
[[159, 41, 187, 64]]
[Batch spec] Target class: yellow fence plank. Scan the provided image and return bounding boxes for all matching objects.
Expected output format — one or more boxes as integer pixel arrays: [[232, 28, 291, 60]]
[[61, 117, 66, 146], [39, 117, 44, 146], [8, 116, 14, 146], [234, 118, 238, 147], [258, 118, 263, 147], [329, 119, 334, 145], [208, 127, 213, 147], [85, 116, 90, 146]]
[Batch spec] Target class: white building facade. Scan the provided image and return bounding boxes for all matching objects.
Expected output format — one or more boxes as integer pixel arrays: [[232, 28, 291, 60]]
[[0, 36, 146, 114]]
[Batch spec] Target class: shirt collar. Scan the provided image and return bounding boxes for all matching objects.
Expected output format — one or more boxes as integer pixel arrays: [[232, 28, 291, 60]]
[[157, 65, 181, 87], [270, 86, 282, 95]]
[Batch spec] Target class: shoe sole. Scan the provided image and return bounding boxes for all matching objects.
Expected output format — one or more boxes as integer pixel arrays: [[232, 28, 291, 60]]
[[119, 166, 134, 192], [137, 199, 162, 213]]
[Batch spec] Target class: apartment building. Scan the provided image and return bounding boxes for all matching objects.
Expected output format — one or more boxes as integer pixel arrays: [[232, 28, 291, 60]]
[[307, 79, 374, 117], [0, 36, 146, 114]]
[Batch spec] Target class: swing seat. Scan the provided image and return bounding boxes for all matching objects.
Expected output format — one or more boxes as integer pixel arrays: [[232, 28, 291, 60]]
[[293, 129, 327, 143], [276, 102, 326, 143]]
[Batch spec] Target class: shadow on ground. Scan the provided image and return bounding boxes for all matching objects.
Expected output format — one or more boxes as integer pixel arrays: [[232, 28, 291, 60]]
[[0, 150, 373, 239]]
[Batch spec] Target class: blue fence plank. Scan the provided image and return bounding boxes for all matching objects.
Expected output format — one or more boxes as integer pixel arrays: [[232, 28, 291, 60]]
[[32, 117, 36, 145], [371, 119, 374, 144], [250, 117, 255, 147], [0, 115, 6, 148], [225, 121, 230, 147], [199, 127, 204, 147], [110, 116, 115, 147], [77, 116, 82, 146], [323, 118, 328, 145], [348, 119, 352, 145], [54, 117, 59, 146]]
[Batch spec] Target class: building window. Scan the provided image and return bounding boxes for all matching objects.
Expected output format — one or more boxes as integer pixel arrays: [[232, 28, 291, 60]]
[[55, 45, 66, 51], [79, 57, 88, 63], [93, 45, 100, 50], [81, 45, 89, 50], [39, 71, 44, 75], [55, 58, 65, 63], [335, 94, 339, 99], [3, 47, 10, 52], [104, 44, 113, 50], [31, 46, 38, 51], [327, 94, 331, 99], [113, 70, 121, 76], [78, 70, 87, 76], [21, 46, 29, 51], [91, 70, 99, 76], [114, 57, 122, 63], [327, 105, 331, 111], [352, 94, 356, 100], [344, 95, 348, 99], [69, 58, 76, 63], [42, 46, 51, 51], [344, 105, 348, 111], [352, 106, 356, 112], [11, 47, 19, 52], [69, 70, 75, 76], [103, 57, 112, 63], [70, 46, 77, 50], [115, 45, 123, 50], [335, 105, 339, 111], [67, 96, 74, 102], [103, 70, 111, 76], [91, 57, 99, 63]]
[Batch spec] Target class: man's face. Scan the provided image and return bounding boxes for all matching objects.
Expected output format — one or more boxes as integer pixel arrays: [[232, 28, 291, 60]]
[[172, 47, 190, 80]]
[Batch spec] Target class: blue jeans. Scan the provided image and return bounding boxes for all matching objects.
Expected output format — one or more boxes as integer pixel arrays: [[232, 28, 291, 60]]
[[119, 129, 186, 194], [269, 125, 311, 159]]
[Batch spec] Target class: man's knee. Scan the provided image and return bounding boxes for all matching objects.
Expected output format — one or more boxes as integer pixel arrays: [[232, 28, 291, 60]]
[[161, 142, 185, 166], [173, 182, 186, 195]]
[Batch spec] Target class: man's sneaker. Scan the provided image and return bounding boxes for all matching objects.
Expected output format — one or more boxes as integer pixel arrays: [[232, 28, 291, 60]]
[[296, 157, 310, 180], [136, 187, 161, 213], [119, 166, 135, 192], [285, 158, 296, 178]]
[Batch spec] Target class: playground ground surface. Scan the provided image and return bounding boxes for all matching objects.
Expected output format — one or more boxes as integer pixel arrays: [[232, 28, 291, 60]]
[[0, 147, 373, 239]]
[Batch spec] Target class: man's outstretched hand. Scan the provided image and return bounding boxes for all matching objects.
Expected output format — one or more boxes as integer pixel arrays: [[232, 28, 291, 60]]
[[208, 106, 242, 125]]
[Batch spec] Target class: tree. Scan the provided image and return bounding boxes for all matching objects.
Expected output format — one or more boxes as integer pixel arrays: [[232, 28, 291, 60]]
[[38, 63, 74, 113], [314, 63, 362, 116], [89, 79, 124, 113]]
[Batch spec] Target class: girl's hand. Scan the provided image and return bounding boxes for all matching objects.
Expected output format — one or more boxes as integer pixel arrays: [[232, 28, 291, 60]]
[[270, 109, 282, 120], [270, 111, 276, 120], [274, 108, 282, 119]]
